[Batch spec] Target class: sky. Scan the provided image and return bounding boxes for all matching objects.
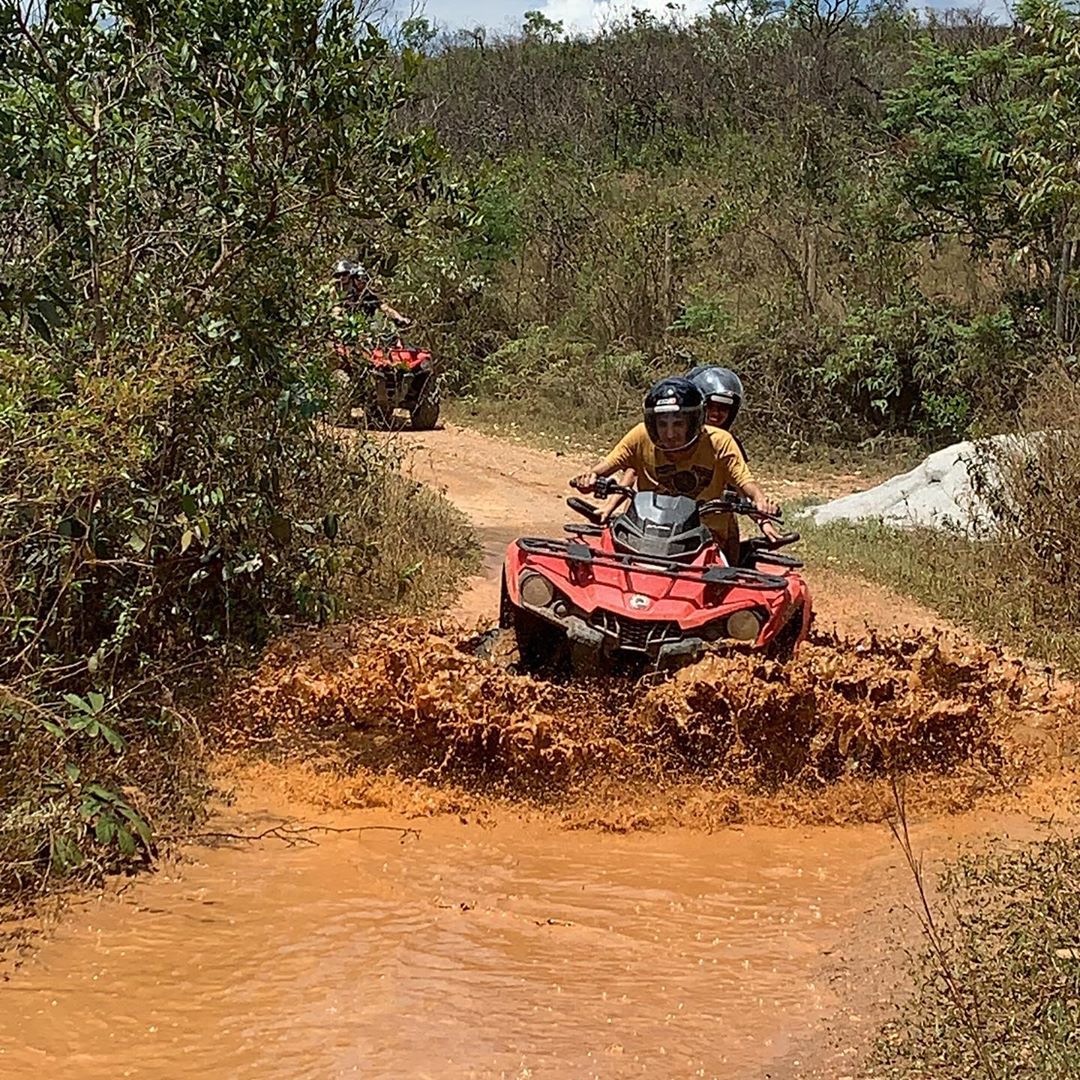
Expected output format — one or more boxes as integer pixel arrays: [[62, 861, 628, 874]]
[[408, 0, 711, 35], [398, 0, 1011, 36]]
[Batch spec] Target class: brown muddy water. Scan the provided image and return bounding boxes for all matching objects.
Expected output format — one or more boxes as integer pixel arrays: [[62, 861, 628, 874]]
[[0, 619, 1058, 1080], [0, 801, 916, 1080]]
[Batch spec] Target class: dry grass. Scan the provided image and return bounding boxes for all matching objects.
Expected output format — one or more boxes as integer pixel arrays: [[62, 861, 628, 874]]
[[872, 829, 1080, 1079], [797, 368, 1080, 677]]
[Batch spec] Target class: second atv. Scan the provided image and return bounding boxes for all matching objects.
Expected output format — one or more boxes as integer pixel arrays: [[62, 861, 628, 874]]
[[500, 477, 811, 673], [333, 339, 440, 430]]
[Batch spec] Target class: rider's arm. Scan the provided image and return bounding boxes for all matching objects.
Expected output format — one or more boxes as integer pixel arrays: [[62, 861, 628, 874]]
[[599, 468, 636, 522], [715, 431, 781, 537], [571, 424, 643, 492], [739, 479, 779, 517], [739, 480, 781, 541], [716, 432, 776, 512], [380, 301, 411, 327], [571, 459, 617, 492]]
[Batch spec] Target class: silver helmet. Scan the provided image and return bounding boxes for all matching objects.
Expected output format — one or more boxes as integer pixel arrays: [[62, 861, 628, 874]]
[[685, 365, 744, 428]]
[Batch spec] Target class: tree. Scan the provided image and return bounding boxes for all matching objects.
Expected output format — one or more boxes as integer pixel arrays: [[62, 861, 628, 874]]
[[886, 0, 1080, 339], [523, 10, 564, 43], [0, 0, 447, 675]]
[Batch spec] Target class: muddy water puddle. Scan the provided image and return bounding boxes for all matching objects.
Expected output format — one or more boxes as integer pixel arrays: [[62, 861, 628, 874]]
[[0, 804, 910, 1079]]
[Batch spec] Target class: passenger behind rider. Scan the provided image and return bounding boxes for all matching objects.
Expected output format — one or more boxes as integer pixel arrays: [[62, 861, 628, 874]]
[[332, 259, 411, 329], [570, 377, 779, 565], [686, 365, 746, 453], [684, 363, 780, 542]]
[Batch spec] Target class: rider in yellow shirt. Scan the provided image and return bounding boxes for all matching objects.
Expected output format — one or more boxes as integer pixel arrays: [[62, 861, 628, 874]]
[[571, 377, 779, 563]]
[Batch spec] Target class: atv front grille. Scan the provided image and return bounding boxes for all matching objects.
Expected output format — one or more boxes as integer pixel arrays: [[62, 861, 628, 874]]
[[589, 611, 682, 654]]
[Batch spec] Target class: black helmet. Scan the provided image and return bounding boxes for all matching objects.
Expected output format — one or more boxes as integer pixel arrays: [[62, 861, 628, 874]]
[[685, 365, 743, 428], [643, 376, 705, 451]]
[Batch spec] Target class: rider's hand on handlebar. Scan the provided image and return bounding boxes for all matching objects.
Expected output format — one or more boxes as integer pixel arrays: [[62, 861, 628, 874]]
[[570, 472, 598, 494], [761, 520, 782, 542], [754, 494, 780, 518]]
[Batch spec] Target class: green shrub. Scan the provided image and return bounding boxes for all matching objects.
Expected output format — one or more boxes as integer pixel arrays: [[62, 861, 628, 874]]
[[0, 0, 478, 901], [874, 834, 1080, 1079]]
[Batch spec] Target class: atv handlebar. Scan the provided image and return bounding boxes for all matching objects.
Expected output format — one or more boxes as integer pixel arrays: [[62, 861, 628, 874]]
[[698, 490, 783, 524], [569, 478, 783, 523], [745, 531, 801, 553], [566, 496, 604, 525], [590, 476, 637, 501]]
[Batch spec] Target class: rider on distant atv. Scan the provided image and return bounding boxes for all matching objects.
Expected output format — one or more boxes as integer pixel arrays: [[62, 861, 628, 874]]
[[332, 260, 411, 330], [571, 377, 780, 563]]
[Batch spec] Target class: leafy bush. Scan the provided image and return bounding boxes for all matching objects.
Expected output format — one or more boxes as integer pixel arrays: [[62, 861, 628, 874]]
[[0, 0, 477, 900], [450, 297, 1050, 455], [409, 3, 1072, 454], [448, 327, 658, 449]]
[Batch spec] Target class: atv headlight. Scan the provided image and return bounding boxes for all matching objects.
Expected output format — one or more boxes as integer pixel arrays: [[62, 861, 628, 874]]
[[520, 572, 555, 608], [726, 609, 763, 642]]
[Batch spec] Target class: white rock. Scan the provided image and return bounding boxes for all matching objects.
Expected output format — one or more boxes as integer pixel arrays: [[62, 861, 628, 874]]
[[801, 434, 1042, 537]]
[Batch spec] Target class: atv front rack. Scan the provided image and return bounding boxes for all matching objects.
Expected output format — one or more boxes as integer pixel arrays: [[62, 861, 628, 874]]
[[516, 537, 787, 590]]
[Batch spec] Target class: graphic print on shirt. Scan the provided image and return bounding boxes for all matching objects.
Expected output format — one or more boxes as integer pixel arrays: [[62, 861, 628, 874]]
[[654, 462, 715, 497]]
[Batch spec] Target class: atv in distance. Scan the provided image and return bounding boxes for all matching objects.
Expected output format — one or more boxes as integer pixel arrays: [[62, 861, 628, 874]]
[[332, 338, 440, 431]]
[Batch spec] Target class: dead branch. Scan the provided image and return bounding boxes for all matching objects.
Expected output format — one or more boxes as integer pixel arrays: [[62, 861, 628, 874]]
[[886, 775, 999, 1080], [166, 822, 421, 847]]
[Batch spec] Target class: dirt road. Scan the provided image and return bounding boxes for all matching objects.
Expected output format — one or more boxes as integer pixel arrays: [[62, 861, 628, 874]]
[[0, 424, 1051, 1080]]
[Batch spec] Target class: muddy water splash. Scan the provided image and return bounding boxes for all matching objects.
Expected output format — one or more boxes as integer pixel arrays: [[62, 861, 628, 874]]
[[217, 620, 1036, 818], [0, 624, 1065, 1079]]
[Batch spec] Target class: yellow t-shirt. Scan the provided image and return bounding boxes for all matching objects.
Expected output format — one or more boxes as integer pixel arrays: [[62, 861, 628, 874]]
[[600, 423, 754, 554]]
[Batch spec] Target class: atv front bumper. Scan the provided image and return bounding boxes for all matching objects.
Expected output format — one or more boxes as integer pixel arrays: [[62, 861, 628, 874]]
[[519, 598, 713, 665]]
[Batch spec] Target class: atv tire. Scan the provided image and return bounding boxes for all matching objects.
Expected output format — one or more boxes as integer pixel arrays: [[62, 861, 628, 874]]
[[765, 604, 804, 664], [512, 606, 563, 674], [410, 385, 440, 431]]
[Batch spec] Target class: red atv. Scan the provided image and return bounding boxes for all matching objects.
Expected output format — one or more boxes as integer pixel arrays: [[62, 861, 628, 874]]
[[332, 340, 440, 430], [500, 477, 811, 673]]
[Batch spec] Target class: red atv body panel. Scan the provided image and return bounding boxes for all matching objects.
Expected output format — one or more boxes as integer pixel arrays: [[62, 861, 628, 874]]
[[333, 341, 433, 371], [332, 341, 438, 417], [503, 523, 811, 658], [367, 345, 433, 371]]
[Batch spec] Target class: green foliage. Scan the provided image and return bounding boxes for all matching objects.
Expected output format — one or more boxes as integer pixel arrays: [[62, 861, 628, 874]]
[[449, 326, 656, 448], [407, 3, 1080, 452], [885, 37, 1027, 252], [0, 0, 477, 899], [886, 0, 1080, 334], [819, 300, 1043, 442], [523, 10, 564, 42]]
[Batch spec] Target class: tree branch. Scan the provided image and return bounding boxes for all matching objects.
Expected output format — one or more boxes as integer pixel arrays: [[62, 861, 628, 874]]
[[11, 3, 94, 136]]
